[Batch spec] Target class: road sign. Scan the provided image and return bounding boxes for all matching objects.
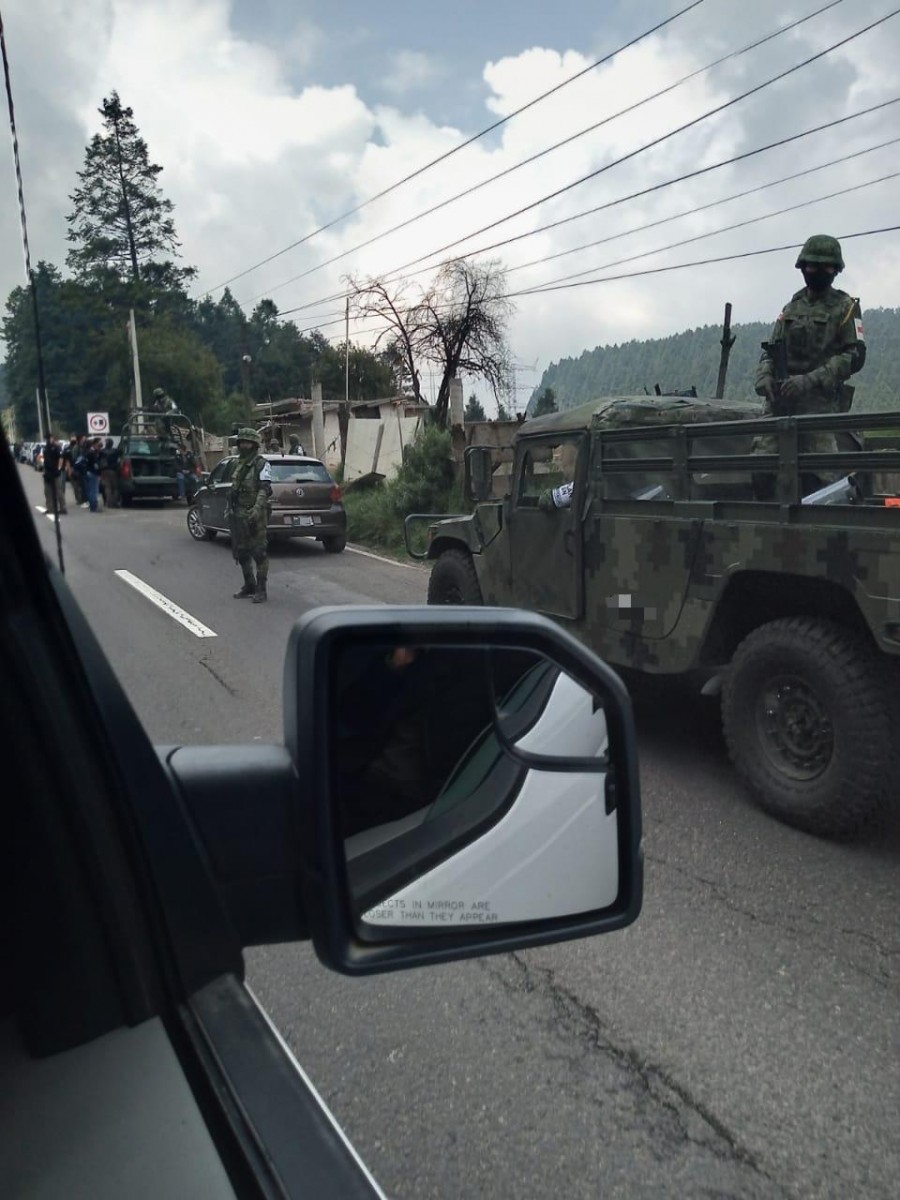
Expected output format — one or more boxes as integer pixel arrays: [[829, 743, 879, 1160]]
[[87, 412, 110, 435]]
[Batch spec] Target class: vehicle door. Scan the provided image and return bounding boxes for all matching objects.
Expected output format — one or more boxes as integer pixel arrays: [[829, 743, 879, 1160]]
[[202, 457, 236, 530], [586, 435, 702, 642], [508, 434, 586, 620]]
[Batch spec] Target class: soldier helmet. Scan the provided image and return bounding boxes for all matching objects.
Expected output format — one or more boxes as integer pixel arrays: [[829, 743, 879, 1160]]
[[153, 387, 165, 398], [795, 234, 844, 271], [234, 427, 261, 445]]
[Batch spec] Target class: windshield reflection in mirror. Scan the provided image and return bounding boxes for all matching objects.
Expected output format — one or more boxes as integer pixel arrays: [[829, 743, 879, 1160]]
[[331, 643, 619, 933]]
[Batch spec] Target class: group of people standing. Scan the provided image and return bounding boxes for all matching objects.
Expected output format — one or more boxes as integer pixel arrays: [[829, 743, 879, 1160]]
[[42, 434, 120, 516]]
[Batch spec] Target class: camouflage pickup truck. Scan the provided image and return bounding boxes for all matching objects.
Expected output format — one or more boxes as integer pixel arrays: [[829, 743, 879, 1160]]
[[409, 395, 900, 839]]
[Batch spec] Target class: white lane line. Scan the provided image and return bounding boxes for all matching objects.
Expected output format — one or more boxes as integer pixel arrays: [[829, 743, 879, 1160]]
[[34, 504, 47, 514], [114, 569, 217, 639], [45, 514, 57, 523], [346, 543, 424, 571]]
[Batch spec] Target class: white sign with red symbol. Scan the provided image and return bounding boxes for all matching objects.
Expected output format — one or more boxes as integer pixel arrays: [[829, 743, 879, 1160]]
[[87, 411, 110, 435]]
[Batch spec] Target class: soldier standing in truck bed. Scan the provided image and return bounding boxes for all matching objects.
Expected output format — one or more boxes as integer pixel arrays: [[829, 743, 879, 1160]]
[[753, 235, 866, 494]]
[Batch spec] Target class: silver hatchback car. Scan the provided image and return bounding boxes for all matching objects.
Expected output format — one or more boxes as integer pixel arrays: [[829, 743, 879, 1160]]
[[187, 454, 348, 552]]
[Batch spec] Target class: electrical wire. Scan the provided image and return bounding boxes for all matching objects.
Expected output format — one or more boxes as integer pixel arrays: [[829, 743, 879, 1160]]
[[201, 0, 706, 297], [506, 133, 900, 277], [516, 169, 900, 292], [278, 96, 900, 319], [371, 7, 900, 283], [248, 0, 848, 306], [509, 225, 900, 297]]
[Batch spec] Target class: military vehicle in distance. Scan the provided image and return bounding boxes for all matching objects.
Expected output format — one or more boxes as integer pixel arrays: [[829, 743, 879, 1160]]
[[408, 395, 900, 839], [117, 407, 206, 505]]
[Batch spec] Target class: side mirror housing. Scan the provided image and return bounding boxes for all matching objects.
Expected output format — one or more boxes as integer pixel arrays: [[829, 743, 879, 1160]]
[[464, 445, 495, 502], [285, 607, 642, 975]]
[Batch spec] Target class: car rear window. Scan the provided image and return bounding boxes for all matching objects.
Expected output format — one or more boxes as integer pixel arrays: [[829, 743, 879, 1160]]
[[269, 462, 332, 483]]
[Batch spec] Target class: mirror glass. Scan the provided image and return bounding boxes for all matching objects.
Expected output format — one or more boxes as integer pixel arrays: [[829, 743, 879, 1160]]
[[331, 643, 620, 934]]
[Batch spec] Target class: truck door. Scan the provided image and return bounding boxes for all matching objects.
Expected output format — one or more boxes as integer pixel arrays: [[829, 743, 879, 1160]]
[[508, 435, 586, 620]]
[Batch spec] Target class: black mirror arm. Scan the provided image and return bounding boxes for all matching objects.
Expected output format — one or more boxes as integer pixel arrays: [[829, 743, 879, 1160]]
[[158, 745, 309, 948]]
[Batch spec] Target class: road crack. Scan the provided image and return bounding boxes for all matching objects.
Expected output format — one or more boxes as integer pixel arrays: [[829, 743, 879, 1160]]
[[646, 853, 897, 989], [198, 656, 238, 697], [480, 951, 795, 1199]]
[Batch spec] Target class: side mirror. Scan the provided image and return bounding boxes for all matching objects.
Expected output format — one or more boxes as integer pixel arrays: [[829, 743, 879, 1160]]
[[464, 445, 495, 502], [285, 607, 642, 974]]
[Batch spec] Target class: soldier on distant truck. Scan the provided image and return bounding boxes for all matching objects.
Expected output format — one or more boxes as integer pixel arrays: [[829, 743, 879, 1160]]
[[755, 234, 865, 419]]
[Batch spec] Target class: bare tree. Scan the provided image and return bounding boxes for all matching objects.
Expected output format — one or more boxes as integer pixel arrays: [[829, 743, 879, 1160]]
[[348, 276, 427, 406], [349, 259, 513, 426]]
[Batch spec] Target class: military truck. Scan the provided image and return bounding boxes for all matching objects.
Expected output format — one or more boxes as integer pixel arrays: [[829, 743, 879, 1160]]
[[117, 408, 206, 505], [407, 395, 900, 839]]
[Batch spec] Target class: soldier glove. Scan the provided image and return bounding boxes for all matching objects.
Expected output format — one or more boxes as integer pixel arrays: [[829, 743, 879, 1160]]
[[780, 374, 813, 400]]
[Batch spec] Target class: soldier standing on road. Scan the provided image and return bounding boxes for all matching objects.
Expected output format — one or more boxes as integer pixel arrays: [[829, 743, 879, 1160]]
[[754, 235, 865, 493], [228, 428, 273, 604]]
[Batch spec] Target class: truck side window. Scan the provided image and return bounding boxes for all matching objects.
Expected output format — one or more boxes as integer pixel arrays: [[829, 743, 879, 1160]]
[[515, 439, 581, 508]]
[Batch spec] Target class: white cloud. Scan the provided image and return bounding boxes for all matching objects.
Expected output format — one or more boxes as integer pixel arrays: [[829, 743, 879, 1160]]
[[3, 0, 899, 408], [383, 49, 445, 97]]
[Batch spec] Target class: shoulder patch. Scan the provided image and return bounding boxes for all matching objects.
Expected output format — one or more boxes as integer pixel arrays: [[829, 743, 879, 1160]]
[[855, 317, 865, 342], [259, 461, 273, 482]]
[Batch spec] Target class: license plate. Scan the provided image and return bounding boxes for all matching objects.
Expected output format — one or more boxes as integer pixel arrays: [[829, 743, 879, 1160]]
[[291, 515, 314, 526]]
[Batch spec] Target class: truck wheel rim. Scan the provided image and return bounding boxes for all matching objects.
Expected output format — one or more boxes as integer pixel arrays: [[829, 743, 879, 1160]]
[[188, 507, 205, 538], [756, 674, 833, 781]]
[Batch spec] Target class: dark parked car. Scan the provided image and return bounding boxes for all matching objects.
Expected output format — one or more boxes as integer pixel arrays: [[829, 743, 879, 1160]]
[[187, 454, 348, 552]]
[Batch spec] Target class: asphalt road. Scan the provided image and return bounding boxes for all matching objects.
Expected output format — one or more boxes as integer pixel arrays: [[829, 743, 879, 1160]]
[[24, 464, 900, 1200]]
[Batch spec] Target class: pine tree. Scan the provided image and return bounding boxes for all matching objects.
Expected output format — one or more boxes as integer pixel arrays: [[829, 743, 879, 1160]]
[[464, 393, 487, 422], [66, 92, 194, 290], [532, 386, 557, 417]]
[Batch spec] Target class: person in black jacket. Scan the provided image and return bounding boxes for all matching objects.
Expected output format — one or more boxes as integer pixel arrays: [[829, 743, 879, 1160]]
[[99, 438, 120, 508], [42, 435, 67, 515], [83, 438, 103, 513]]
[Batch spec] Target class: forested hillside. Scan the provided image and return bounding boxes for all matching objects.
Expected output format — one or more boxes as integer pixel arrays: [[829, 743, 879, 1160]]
[[532, 307, 900, 413]]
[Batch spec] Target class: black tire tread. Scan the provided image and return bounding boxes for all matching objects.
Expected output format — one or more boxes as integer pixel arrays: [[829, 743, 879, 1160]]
[[427, 548, 483, 606], [722, 616, 891, 838]]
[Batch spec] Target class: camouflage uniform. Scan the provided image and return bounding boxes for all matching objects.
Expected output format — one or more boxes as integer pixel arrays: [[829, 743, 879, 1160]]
[[754, 235, 865, 489], [228, 428, 273, 603]]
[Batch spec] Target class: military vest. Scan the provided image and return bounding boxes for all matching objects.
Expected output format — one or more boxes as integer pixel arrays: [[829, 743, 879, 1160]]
[[230, 453, 267, 513]]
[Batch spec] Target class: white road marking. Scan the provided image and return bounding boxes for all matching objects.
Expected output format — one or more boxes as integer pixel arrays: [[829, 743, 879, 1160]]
[[45, 514, 57, 523], [114, 569, 217, 638], [34, 504, 47, 514], [346, 543, 424, 571]]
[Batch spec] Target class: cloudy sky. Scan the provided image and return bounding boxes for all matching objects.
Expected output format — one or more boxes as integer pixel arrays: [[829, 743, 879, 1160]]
[[3, 0, 899, 408]]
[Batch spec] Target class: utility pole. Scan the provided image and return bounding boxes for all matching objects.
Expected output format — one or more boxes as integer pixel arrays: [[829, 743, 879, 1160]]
[[35, 388, 43, 441], [344, 297, 350, 409], [129, 309, 144, 408], [715, 302, 736, 400]]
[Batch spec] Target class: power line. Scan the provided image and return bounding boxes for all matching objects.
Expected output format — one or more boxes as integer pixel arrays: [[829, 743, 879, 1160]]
[[282, 135, 900, 331], [517, 169, 900, 292], [278, 96, 900, 319], [286, 197, 899, 345], [506, 134, 900, 277], [509, 226, 900, 297], [248, 0, 847, 306], [372, 7, 900, 283], [201, 0, 706, 297]]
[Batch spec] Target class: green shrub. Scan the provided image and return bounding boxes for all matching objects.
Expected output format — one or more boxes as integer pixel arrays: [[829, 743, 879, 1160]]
[[389, 425, 455, 516], [343, 425, 467, 552]]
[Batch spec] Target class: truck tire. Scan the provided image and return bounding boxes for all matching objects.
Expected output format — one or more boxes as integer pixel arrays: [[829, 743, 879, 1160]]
[[722, 617, 892, 838], [428, 549, 483, 606]]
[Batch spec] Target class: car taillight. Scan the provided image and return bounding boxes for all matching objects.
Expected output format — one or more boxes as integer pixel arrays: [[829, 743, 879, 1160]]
[[330, 485, 343, 503], [120, 458, 132, 479]]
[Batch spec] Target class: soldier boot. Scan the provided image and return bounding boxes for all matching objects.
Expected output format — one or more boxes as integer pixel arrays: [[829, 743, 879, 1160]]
[[251, 558, 268, 603]]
